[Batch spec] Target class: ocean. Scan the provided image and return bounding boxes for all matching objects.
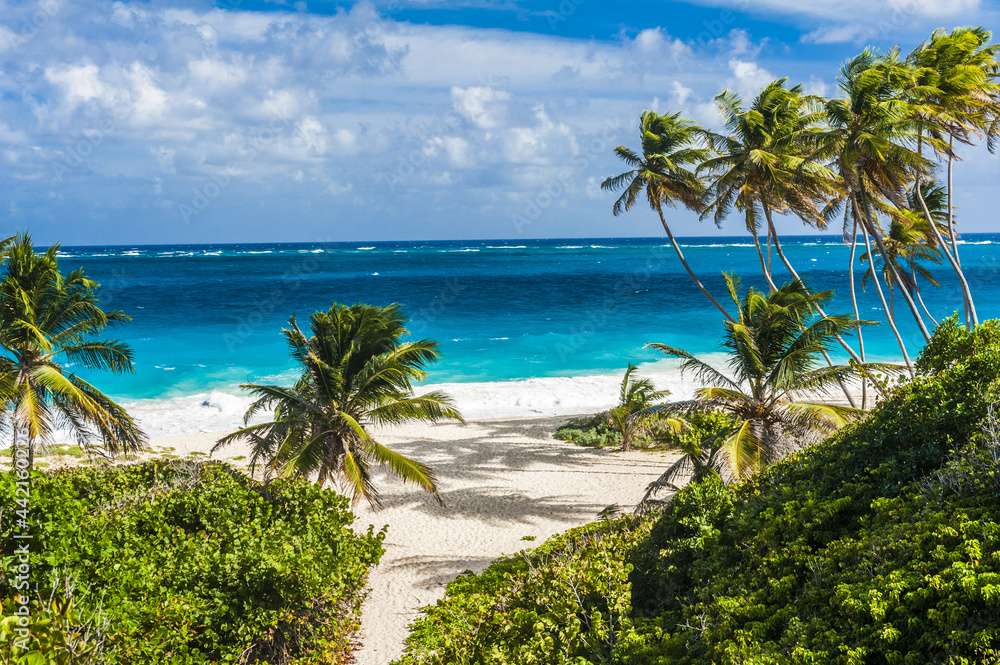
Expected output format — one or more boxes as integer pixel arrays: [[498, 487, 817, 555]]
[[53, 234, 1000, 436]]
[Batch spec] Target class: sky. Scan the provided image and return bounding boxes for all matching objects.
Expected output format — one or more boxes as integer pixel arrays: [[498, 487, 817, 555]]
[[0, 0, 998, 245]]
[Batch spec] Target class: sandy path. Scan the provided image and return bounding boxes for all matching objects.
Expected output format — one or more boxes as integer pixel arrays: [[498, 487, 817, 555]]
[[347, 416, 675, 665]]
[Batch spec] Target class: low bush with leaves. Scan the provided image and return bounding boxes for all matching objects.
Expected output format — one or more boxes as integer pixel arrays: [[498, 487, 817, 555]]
[[395, 318, 1000, 664], [0, 461, 385, 664], [554, 409, 735, 451]]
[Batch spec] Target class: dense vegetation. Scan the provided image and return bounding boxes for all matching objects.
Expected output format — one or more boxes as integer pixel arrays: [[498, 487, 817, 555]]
[[0, 461, 385, 664], [555, 409, 736, 452], [394, 317, 1000, 664]]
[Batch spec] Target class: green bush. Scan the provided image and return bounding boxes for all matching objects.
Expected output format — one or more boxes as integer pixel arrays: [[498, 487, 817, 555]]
[[554, 414, 621, 448], [397, 318, 1000, 664], [554, 409, 736, 451], [0, 461, 385, 664], [394, 518, 652, 665]]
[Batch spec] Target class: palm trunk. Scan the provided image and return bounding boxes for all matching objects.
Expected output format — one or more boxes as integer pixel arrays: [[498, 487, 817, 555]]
[[763, 206, 865, 364], [914, 142, 978, 328], [860, 224, 915, 377], [947, 138, 962, 266], [858, 196, 932, 344], [766, 226, 773, 277], [911, 264, 939, 327], [760, 205, 856, 408], [655, 205, 735, 323], [752, 224, 778, 292], [849, 220, 868, 409]]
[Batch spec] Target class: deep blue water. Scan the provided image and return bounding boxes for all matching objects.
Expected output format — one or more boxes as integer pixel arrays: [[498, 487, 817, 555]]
[[54, 234, 1000, 402]]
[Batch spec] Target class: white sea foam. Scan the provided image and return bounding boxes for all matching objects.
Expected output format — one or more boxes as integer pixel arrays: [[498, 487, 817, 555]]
[[357, 247, 376, 250], [121, 358, 726, 437]]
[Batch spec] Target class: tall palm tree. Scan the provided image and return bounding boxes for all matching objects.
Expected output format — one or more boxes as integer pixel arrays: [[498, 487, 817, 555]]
[[647, 275, 895, 478], [214, 303, 464, 508], [824, 48, 936, 349], [907, 26, 1000, 328], [701, 79, 838, 291], [602, 111, 734, 322], [0, 233, 145, 468], [607, 363, 677, 452]]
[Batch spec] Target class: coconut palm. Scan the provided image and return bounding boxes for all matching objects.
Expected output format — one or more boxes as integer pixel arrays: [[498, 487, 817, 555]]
[[648, 274, 896, 478], [907, 26, 1000, 328], [0, 233, 145, 468], [824, 48, 936, 351], [607, 363, 679, 452], [602, 111, 734, 322], [701, 79, 838, 291], [214, 302, 464, 508]]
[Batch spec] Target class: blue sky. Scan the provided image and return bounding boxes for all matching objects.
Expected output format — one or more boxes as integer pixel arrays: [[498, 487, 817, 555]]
[[1, 0, 998, 245]]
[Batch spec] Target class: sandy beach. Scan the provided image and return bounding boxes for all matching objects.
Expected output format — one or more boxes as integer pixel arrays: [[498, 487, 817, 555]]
[[144, 415, 677, 665]]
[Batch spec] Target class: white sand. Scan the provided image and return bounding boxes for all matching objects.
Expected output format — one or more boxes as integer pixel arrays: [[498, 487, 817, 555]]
[[146, 416, 677, 665]]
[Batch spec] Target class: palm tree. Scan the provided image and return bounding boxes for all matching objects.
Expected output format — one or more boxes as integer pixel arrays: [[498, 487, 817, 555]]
[[701, 80, 864, 405], [602, 111, 734, 322], [647, 275, 895, 478], [701, 79, 838, 292], [607, 363, 678, 452], [907, 26, 1000, 328], [824, 48, 936, 351], [0, 233, 145, 468], [214, 302, 464, 508]]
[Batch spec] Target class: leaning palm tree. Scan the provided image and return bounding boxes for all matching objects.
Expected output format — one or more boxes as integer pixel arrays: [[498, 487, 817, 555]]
[[824, 48, 936, 348], [214, 303, 464, 508], [606, 363, 678, 452], [648, 275, 896, 478], [0, 233, 145, 468], [602, 111, 734, 322], [907, 26, 1000, 328], [701, 79, 838, 291]]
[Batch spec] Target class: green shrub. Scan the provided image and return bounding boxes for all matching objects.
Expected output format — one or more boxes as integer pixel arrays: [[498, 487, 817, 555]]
[[394, 518, 652, 665], [554, 414, 621, 448], [0, 461, 385, 664], [398, 319, 1000, 665], [554, 410, 736, 451]]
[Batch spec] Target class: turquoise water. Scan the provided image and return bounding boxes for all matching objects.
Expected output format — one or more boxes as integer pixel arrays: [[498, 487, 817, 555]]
[[50, 235, 1000, 432]]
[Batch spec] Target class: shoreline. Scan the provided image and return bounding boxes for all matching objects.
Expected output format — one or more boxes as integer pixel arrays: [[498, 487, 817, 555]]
[[114, 356, 882, 439]]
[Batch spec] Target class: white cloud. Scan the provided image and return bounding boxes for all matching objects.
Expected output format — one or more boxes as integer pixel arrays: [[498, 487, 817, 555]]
[[451, 86, 511, 129], [5, 0, 994, 244], [44, 62, 112, 111]]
